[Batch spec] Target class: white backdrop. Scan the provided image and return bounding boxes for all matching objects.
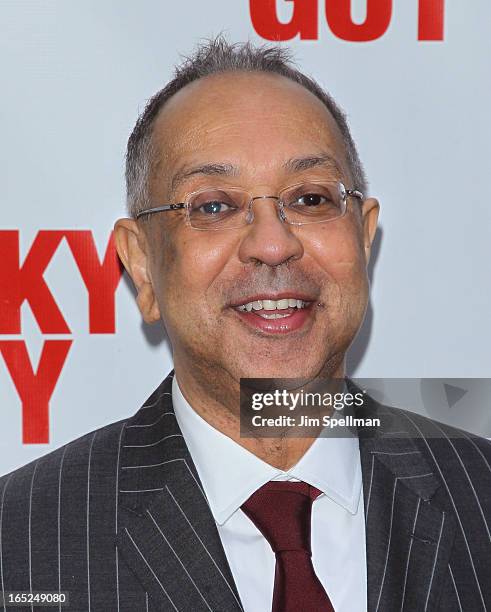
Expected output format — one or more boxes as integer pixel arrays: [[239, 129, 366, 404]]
[[1, 0, 490, 474]]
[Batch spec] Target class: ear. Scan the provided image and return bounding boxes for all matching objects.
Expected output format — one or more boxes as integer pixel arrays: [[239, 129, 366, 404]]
[[361, 197, 379, 264], [113, 218, 161, 324]]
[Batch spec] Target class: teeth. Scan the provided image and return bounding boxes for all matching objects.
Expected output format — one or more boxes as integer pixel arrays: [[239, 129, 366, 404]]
[[235, 298, 309, 312]]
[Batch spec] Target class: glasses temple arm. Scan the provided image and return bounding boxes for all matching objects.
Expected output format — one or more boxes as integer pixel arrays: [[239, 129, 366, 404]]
[[135, 203, 186, 219]]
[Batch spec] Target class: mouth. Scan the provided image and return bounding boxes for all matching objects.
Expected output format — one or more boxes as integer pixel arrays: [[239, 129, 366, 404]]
[[229, 293, 317, 334]]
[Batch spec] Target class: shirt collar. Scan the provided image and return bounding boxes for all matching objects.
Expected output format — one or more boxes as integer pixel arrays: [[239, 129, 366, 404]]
[[172, 375, 362, 525]]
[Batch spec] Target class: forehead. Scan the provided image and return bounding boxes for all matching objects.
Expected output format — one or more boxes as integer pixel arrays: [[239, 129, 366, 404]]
[[151, 71, 350, 191]]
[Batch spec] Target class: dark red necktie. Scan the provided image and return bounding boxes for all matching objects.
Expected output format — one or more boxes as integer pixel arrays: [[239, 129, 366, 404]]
[[241, 481, 335, 612]]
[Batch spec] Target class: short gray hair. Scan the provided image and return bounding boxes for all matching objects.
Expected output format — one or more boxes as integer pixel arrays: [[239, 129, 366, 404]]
[[125, 36, 367, 218]]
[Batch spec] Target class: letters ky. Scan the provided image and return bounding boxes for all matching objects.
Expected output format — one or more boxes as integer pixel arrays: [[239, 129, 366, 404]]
[[0, 230, 123, 444], [0, 230, 122, 334]]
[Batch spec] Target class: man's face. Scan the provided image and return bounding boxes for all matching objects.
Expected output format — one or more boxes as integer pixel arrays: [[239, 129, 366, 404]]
[[117, 72, 378, 383]]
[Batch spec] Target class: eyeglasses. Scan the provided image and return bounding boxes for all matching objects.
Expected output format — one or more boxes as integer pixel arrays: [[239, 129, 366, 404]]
[[135, 180, 364, 231]]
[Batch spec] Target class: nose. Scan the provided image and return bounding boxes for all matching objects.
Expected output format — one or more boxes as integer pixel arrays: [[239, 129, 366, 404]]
[[238, 196, 304, 267]]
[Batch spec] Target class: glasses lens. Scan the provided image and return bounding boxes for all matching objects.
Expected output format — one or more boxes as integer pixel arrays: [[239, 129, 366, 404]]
[[188, 189, 249, 229], [281, 182, 346, 224]]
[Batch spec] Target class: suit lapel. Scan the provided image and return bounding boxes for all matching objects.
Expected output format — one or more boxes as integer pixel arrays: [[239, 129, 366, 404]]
[[116, 372, 243, 611], [353, 386, 457, 611]]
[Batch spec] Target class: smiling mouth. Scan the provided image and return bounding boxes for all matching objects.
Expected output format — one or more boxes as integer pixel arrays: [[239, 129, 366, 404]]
[[234, 297, 311, 318]]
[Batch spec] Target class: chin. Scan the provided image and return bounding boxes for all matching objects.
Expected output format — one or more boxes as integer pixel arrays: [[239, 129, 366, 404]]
[[236, 360, 322, 381]]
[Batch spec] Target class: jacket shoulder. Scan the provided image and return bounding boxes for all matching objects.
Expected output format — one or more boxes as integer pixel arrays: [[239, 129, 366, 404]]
[[389, 405, 491, 457], [0, 417, 145, 596], [384, 405, 491, 501], [0, 418, 129, 509]]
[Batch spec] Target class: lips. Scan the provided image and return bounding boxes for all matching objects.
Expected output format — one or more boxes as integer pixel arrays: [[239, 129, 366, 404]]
[[229, 292, 316, 309], [235, 298, 309, 313], [231, 299, 315, 334]]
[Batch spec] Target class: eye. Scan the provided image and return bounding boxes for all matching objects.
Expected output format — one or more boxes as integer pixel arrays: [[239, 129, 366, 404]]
[[285, 183, 339, 210], [282, 183, 343, 220], [199, 200, 234, 215], [189, 190, 240, 217], [295, 193, 329, 207]]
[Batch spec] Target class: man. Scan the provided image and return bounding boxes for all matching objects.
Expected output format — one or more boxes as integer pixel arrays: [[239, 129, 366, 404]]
[[1, 38, 489, 612]]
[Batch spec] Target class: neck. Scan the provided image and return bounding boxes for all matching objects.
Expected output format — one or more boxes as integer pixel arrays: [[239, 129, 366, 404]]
[[173, 357, 346, 471]]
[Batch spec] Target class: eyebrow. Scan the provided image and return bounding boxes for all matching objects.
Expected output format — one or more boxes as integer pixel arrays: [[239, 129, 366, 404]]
[[284, 153, 343, 175], [170, 152, 342, 193], [170, 163, 238, 193]]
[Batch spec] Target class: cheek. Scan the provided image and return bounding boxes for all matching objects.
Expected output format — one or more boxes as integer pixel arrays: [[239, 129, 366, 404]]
[[309, 223, 367, 283], [154, 230, 235, 310]]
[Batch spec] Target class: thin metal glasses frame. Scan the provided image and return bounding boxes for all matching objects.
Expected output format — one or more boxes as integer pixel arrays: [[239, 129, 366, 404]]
[[135, 181, 364, 229]]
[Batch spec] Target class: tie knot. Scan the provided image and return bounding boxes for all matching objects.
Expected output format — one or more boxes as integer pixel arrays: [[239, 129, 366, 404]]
[[241, 481, 322, 554]]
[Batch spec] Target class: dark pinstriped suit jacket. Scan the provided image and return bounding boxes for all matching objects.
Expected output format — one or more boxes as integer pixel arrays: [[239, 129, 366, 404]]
[[1, 371, 490, 611]]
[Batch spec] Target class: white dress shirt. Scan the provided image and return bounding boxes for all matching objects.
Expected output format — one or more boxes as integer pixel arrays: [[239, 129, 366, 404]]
[[172, 375, 367, 612]]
